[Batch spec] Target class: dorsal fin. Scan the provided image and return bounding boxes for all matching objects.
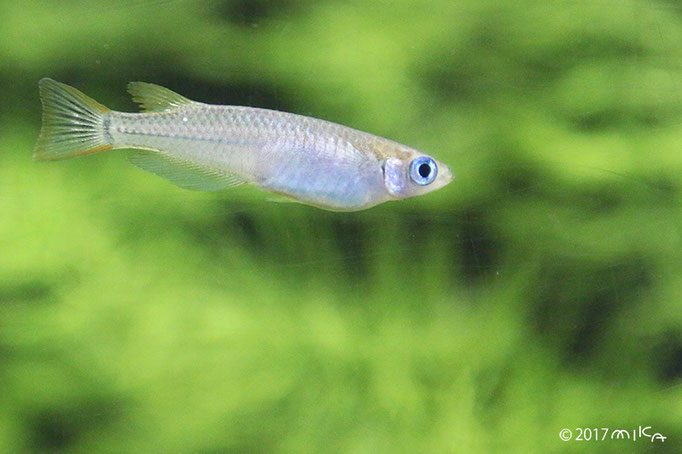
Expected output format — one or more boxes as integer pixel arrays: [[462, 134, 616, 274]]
[[127, 150, 245, 191], [127, 82, 192, 112]]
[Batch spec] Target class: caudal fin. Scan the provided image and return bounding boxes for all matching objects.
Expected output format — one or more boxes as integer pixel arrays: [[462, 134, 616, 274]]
[[34, 78, 112, 161]]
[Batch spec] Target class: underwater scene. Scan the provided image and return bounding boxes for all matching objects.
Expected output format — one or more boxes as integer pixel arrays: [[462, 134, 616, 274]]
[[1, 0, 681, 452]]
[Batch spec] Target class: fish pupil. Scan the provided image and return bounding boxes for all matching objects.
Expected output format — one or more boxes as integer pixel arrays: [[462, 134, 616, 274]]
[[418, 163, 431, 178]]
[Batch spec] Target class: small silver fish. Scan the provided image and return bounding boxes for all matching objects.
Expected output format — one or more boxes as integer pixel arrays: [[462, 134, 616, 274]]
[[34, 78, 453, 211]]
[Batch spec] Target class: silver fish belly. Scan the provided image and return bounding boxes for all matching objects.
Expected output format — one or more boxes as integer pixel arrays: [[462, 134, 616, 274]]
[[34, 79, 453, 211]]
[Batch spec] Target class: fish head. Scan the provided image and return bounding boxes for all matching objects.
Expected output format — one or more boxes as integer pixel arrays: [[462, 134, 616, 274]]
[[381, 149, 454, 200]]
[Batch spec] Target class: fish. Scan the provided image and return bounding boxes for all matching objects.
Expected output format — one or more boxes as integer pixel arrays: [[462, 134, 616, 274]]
[[34, 78, 453, 211]]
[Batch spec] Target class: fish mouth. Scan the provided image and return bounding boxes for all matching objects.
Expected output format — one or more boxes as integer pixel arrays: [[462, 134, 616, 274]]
[[424, 163, 453, 193], [440, 164, 454, 183]]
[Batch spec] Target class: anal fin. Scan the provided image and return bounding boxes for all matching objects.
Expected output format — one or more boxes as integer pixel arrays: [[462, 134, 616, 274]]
[[127, 150, 245, 191]]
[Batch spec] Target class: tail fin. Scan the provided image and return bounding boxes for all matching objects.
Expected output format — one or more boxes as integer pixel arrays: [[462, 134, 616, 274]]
[[34, 78, 113, 161]]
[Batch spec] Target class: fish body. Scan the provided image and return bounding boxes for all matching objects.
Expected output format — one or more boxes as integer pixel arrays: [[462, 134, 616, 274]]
[[34, 78, 453, 211]]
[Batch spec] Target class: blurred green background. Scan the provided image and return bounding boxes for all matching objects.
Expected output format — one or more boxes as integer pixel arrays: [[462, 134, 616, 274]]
[[1, 0, 681, 452]]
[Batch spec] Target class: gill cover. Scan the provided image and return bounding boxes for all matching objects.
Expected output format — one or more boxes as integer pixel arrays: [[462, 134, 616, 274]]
[[382, 157, 405, 197]]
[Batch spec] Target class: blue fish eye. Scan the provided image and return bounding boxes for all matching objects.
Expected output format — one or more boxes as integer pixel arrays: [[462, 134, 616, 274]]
[[409, 157, 437, 185]]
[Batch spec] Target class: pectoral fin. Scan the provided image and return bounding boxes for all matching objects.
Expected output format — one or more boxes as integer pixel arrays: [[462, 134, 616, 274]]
[[127, 150, 245, 191]]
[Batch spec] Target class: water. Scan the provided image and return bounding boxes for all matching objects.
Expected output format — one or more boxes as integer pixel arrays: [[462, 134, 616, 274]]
[[1, 0, 681, 452]]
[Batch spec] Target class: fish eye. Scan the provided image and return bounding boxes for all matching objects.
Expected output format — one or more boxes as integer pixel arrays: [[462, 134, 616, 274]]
[[409, 156, 437, 185]]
